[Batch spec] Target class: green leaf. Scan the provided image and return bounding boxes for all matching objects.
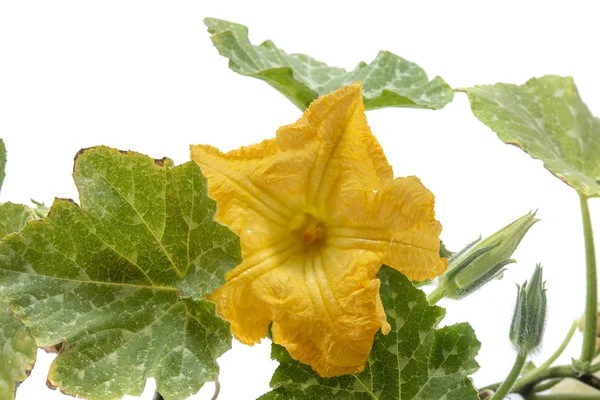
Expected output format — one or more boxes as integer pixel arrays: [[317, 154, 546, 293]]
[[467, 75, 600, 197], [260, 267, 481, 400], [0, 201, 37, 400], [439, 240, 453, 259], [0, 202, 36, 239], [0, 198, 46, 384], [0, 305, 37, 400], [205, 18, 454, 111], [0, 146, 241, 400], [0, 139, 6, 194], [30, 199, 49, 220]]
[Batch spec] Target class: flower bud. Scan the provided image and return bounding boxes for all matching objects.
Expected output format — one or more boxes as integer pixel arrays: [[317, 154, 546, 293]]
[[437, 211, 538, 299], [509, 264, 547, 353]]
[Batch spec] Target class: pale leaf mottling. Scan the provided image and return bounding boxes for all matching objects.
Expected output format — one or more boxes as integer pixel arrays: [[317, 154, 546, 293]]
[[0, 147, 242, 400], [205, 18, 453, 111], [468, 75, 600, 197]]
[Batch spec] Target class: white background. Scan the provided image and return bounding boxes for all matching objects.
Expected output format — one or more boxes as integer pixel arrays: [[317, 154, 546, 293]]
[[1, 1, 599, 399]]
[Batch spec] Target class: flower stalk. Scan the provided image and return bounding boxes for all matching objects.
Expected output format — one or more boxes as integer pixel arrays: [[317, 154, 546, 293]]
[[490, 350, 528, 400]]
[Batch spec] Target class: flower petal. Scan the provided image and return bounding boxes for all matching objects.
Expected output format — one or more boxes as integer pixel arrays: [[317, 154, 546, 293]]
[[256, 247, 388, 377], [190, 140, 295, 233], [329, 176, 447, 281], [209, 245, 388, 377], [276, 82, 393, 209], [206, 238, 301, 343], [195, 83, 446, 378]]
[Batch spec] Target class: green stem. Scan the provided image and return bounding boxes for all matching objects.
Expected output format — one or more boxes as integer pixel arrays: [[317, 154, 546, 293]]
[[513, 365, 600, 394], [532, 379, 561, 393], [491, 351, 528, 400], [520, 321, 577, 384], [483, 363, 600, 395], [580, 194, 598, 365], [591, 362, 600, 373], [513, 366, 572, 393], [427, 287, 445, 304]]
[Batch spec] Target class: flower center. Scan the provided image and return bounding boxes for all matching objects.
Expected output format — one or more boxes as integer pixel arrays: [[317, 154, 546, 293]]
[[291, 213, 327, 246], [302, 221, 326, 245]]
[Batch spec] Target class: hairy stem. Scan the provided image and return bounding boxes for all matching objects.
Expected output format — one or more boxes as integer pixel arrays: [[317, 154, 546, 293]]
[[491, 351, 528, 400], [580, 193, 598, 365], [427, 286, 445, 304]]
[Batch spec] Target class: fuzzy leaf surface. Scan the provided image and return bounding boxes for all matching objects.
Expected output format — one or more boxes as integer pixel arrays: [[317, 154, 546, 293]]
[[0, 201, 37, 400], [0, 138, 6, 193], [0, 202, 35, 239], [260, 267, 480, 400], [467, 75, 600, 197], [0, 146, 241, 400], [205, 18, 453, 111], [0, 305, 37, 400]]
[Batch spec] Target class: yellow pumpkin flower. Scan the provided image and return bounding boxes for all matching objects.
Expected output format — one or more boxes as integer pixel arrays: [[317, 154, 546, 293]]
[[191, 83, 447, 377]]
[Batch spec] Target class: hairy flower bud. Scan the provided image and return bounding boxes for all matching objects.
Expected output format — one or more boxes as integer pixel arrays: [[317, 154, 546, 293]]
[[437, 211, 538, 299], [509, 264, 547, 353]]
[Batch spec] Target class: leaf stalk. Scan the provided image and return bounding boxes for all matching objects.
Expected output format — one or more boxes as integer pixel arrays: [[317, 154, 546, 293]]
[[580, 193, 598, 365], [211, 375, 221, 400]]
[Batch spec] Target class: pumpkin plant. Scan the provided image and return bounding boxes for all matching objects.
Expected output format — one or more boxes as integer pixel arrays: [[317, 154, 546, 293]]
[[0, 17, 598, 400]]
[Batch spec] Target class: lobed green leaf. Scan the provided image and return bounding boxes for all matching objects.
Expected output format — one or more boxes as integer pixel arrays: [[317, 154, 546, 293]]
[[205, 18, 454, 111], [0, 200, 38, 400], [467, 75, 600, 197], [0, 146, 242, 400], [0, 305, 37, 400], [0, 203, 36, 240], [260, 267, 480, 400], [0, 138, 6, 194]]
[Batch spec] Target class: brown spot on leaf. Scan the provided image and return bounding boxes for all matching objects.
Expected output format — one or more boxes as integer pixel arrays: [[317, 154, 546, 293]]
[[154, 157, 168, 167], [74, 147, 92, 160], [46, 379, 58, 390], [73, 146, 100, 171], [42, 340, 64, 354], [478, 389, 494, 399]]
